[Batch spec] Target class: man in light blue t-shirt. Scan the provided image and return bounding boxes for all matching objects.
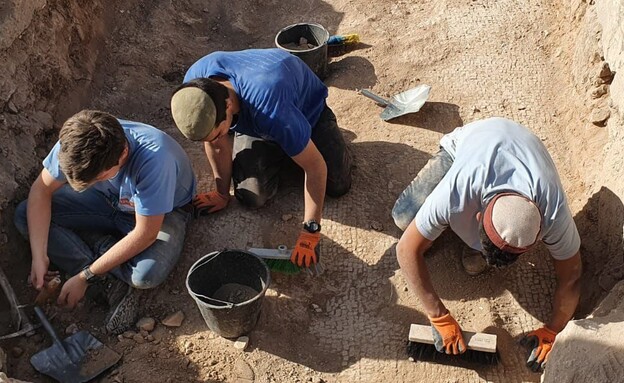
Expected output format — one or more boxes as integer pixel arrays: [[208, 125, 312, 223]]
[[170, 48, 352, 269], [392, 117, 582, 372], [14, 110, 196, 334]]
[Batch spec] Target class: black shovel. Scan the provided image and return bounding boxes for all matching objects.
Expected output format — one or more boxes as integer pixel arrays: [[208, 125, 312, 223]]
[[30, 306, 121, 383]]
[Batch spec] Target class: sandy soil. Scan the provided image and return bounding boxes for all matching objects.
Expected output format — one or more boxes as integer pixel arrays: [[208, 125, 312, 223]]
[[1, 0, 617, 382]]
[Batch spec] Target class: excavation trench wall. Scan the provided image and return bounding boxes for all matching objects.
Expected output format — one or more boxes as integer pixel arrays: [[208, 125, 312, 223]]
[[0, 0, 116, 256], [0, 0, 623, 379]]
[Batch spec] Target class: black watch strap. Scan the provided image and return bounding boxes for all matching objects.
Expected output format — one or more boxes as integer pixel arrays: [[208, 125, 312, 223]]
[[80, 265, 96, 282], [303, 220, 321, 233]]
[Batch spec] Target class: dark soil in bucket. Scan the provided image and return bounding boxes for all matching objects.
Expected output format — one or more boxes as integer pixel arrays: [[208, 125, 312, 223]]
[[212, 283, 259, 304]]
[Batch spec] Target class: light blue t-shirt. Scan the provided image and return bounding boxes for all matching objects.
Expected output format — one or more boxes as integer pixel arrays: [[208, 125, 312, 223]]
[[415, 117, 580, 260], [183, 48, 328, 156], [44, 119, 197, 216]]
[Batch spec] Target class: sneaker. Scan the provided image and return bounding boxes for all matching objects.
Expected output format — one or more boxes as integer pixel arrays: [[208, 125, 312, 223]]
[[461, 247, 489, 276], [104, 278, 140, 335]]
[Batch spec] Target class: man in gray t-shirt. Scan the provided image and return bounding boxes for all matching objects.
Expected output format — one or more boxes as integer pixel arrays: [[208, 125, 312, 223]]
[[392, 117, 582, 372]]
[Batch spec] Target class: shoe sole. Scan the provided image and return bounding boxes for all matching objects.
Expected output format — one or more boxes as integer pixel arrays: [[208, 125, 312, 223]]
[[105, 287, 140, 335]]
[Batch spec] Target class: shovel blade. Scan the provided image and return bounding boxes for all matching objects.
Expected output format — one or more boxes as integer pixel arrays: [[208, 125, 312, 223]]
[[30, 330, 120, 383], [380, 84, 431, 121]]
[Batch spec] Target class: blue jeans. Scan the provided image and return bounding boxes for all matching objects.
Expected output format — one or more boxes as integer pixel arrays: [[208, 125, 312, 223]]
[[14, 185, 191, 289], [392, 148, 454, 230]]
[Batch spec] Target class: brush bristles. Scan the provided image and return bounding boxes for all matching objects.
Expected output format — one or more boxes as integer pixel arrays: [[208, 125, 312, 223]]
[[263, 259, 302, 275], [407, 341, 499, 365]]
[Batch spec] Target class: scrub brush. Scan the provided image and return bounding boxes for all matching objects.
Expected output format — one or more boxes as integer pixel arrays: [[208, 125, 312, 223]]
[[248, 245, 324, 275], [407, 324, 499, 365]]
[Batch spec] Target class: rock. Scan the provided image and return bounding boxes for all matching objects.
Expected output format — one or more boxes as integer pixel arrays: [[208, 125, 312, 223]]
[[234, 359, 255, 381], [591, 84, 608, 99], [136, 317, 155, 332], [590, 108, 610, 125], [598, 61, 612, 79], [122, 331, 137, 339], [0, 372, 33, 383], [146, 334, 155, 342], [65, 323, 79, 335], [233, 336, 249, 350], [311, 303, 323, 313], [370, 221, 384, 231], [543, 280, 624, 383], [281, 214, 293, 221], [162, 311, 185, 327], [133, 334, 145, 344], [6, 101, 18, 114]]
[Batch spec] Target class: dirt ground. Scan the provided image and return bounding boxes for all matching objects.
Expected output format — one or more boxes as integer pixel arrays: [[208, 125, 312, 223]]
[[1, 0, 617, 382]]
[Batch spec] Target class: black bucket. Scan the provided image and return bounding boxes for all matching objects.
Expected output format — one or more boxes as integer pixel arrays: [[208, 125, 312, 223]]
[[186, 250, 270, 338], [275, 22, 330, 80]]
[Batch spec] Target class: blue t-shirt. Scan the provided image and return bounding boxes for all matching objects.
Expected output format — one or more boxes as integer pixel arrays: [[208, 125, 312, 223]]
[[415, 117, 580, 260], [44, 120, 197, 216], [184, 48, 328, 156]]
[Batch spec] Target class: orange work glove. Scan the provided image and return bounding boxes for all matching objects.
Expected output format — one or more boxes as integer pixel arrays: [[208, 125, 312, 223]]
[[429, 312, 467, 355], [193, 191, 229, 216], [290, 231, 321, 267], [520, 326, 557, 372]]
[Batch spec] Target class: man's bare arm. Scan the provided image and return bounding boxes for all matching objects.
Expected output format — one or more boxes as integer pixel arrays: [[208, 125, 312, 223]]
[[396, 221, 447, 317], [27, 169, 65, 289], [547, 251, 582, 332], [291, 140, 327, 222], [204, 135, 234, 196]]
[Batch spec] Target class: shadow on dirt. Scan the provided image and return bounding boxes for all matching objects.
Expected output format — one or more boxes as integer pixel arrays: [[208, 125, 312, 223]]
[[385, 101, 463, 133], [574, 187, 624, 317], [327, 55, 377, 90]]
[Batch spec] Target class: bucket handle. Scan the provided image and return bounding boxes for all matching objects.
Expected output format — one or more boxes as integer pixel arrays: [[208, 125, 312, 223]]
[[188, 250, 235, 308], [188, 250, 224, 274], [192, 292, 235, 309]]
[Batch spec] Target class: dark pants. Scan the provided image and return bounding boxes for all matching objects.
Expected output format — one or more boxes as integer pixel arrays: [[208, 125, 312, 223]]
[[232, 105, 352, 208]]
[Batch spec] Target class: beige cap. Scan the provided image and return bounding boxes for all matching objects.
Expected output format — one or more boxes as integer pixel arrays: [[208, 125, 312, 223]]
[[171, 87, 216, 141], [483, 193, 542, 254]]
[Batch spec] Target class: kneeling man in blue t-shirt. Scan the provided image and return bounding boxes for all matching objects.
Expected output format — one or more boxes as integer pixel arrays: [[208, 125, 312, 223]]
[[171, 48, 352, 268]]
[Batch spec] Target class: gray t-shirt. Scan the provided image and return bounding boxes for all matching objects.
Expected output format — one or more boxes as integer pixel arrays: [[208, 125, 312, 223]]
[[414, 117, 580, 260]]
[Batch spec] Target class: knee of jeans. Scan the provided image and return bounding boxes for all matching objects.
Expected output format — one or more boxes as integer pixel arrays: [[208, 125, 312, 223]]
[[14, 201, 29, 236], [129, 270, 166, 290], [391, 206, 411, 231]]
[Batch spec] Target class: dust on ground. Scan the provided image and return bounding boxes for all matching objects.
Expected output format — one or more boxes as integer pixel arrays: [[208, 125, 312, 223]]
[[0, 0, 613, 382]]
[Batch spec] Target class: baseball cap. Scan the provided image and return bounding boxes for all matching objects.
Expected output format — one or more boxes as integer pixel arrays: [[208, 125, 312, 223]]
[[170, 87, 216, 141], [483, 193, 541, 254]]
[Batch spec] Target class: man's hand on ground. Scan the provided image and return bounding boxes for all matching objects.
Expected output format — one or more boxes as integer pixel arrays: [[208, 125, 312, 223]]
[[193, 191, 229, 216], [520, 326, 557, 372], [429, 312, 467, 355], [57, 274, 88, 309], [290, 231, 320, 267], [30, 256, 51, 290]]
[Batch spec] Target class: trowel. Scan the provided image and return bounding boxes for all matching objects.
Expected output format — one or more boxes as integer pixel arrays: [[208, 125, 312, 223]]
[[359, 84, 431, 121]]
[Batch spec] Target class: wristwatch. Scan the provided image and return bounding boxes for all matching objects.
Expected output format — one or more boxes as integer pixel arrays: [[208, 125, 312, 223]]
[[80, 265, 96, 283], [303, 220, 321, 233]]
